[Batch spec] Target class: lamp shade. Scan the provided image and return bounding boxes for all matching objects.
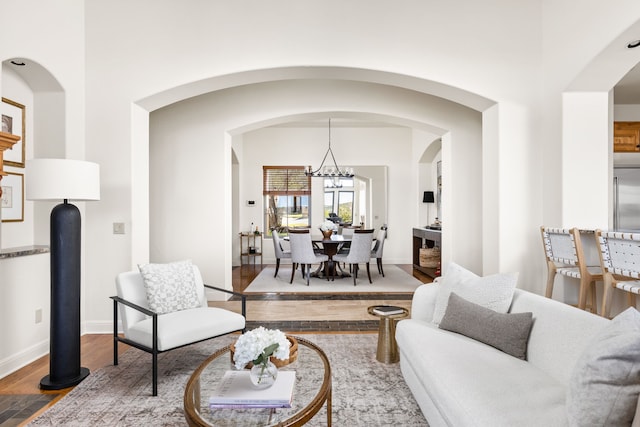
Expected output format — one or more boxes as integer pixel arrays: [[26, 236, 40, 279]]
[[26, 159, 100, 201], [423, 191, 435, 203]]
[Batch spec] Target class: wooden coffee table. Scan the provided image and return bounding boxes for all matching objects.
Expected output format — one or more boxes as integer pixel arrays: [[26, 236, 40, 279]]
[[184, 336, 332, 426]]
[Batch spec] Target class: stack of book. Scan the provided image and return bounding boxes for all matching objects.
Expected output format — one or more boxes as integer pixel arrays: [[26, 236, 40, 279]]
[[209, 370, 296, 409], [372, 305, 405, 316]]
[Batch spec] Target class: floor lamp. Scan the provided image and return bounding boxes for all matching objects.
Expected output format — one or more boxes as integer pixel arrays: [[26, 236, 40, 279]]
[[26, 159, 100, 390]]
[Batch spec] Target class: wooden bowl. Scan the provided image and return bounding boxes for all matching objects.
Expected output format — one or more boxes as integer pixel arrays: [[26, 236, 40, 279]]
[[230, 336, 298, 369]]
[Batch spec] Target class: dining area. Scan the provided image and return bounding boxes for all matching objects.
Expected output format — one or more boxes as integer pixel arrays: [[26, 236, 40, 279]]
[[271, 223, 387, 287]]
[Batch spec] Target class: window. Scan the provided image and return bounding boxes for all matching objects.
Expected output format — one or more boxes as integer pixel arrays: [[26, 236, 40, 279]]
[[324, 178, 354, 224], [337, 191, 354, 223], [263, 166, 311, 236], [323, 192, 335, 219]]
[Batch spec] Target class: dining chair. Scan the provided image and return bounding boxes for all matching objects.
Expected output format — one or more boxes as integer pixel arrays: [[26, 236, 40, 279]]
[[336, 226, 356, 269], [540, 227, 602, 313], [271, 229, 291, 278], [333, 229, 375, 286], [288, 229, 329, 286], [371, 227, 387, 276], [595, 230, 640, 318]]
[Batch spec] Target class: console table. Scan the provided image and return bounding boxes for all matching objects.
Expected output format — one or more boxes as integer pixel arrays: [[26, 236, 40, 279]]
[[412, 227, 441, 278]]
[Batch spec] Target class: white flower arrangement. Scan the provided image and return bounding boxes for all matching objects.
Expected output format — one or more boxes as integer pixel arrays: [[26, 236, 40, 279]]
[[232, 326, 291, 370], [319, 220, 338, 232]]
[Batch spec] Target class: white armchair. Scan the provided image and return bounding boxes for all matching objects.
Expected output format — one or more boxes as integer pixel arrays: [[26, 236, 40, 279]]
[[111, 260, 246, 396]]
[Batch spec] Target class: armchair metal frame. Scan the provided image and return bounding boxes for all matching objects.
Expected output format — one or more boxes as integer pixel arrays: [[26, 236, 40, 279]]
[[110, 284, 246, 396]]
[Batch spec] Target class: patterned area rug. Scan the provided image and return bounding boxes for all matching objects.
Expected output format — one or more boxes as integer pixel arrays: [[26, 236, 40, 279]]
[[28, 334, 428, 426], [245, 265, 423, 294]]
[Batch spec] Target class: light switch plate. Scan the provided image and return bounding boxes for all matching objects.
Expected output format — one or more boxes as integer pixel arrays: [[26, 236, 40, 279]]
[[113, 222, 125, 234]]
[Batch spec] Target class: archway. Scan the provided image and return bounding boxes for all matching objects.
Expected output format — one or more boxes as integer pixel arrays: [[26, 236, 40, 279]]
[[146, 77, 485, 289]]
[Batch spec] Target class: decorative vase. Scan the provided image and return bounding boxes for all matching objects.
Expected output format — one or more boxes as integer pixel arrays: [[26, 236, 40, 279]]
[[321, 229, 333, 239], [249, 361, 278, 388]]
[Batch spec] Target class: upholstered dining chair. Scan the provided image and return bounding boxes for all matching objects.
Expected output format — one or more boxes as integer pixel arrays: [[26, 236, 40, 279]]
[[288, 229, 329, 286], [336, 226, 356, 269], [271, 229, 291, 277], [334, 229, 375, 286], [371, 227, 387, 276], [111, 260, 246, 396], [595, 230, 640, 318], [540, 227, 602, 313]]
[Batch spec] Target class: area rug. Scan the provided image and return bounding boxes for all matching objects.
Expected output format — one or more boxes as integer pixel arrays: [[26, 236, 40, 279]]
[[244, 265, 423, 294], [28, 334, 428, 426]]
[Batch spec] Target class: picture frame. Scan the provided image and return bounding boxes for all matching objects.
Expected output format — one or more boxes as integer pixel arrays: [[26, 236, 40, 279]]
[[1, 97, 26, 167], [1, 171, 24, 222]]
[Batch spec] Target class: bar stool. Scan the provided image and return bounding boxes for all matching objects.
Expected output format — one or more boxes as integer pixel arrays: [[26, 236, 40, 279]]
[[540, 227, 602, 313]]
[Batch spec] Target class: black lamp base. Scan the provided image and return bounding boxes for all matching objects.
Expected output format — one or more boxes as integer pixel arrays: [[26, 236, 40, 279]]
[[40, 201, 90, 391], [40, 367, 90, 390]]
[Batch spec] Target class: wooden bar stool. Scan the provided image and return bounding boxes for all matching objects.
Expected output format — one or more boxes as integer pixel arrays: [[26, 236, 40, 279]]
[[540, 227, 602, 313]]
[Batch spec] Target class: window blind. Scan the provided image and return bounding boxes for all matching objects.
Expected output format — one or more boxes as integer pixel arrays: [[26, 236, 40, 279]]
[[263, 166, 310, 196]]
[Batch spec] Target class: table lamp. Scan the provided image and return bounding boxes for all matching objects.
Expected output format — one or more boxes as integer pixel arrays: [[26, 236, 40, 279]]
[[26, 158, 100, 390], [423, 191, 435, 226]]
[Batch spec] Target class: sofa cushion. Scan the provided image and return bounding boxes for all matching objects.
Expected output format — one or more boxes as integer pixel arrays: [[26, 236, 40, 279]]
[[397, 318, 568, 426], [432, 262, 518, 324], [138, 260, 202, 314], [439, 292, 533, 360], [567, 307, 640, 426]]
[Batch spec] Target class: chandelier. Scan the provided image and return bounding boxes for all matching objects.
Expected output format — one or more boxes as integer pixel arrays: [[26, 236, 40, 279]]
[[305, 119, 354, 178]]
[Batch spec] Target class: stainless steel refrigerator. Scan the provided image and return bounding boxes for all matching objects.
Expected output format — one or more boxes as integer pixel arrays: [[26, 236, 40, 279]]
[[614, 167, 640, 231]]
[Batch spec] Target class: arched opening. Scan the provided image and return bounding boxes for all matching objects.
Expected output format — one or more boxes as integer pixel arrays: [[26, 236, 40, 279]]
[[1, 58, 65, 248], [145, 76, 487, 289]]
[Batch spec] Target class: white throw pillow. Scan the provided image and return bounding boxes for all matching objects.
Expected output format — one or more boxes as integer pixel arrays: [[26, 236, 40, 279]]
[[138, 260, 202, 315], [567, 307, 640, 427], [432, 262, 518, 325]]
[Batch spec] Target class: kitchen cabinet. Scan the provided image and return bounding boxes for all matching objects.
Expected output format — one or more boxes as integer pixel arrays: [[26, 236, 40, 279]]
[[614, 122, 640, 152]]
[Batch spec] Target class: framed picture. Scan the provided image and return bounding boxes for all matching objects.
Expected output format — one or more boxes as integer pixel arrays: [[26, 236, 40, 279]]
[[1, 171, 24, 222], [1, 97, 26, 167]]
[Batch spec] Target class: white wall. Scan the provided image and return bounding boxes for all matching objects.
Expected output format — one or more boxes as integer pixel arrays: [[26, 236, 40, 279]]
[[0, 254, 50, 377]]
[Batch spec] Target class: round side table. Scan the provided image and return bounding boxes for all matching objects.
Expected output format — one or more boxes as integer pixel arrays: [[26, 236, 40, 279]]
[[367, 305, 409, 363]]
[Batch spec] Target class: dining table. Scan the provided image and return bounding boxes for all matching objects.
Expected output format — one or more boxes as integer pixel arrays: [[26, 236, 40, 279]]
[[308, 234, 349, 279]]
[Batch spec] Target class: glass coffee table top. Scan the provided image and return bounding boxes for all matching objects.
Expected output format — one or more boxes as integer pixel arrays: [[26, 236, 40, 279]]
[[184, 336, 332, 427]]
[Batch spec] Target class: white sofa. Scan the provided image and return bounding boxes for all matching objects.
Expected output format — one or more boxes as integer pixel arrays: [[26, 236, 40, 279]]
[[396, 283, 612, 427]]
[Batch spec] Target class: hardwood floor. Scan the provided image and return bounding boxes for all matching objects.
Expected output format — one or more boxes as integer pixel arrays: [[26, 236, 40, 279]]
[[0, 264, 432, 425]]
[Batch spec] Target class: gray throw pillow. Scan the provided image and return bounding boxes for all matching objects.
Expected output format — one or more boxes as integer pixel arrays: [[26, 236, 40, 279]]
[[138, 259, 202, 315], [567, 307, 640, 427], [438, 292, 533, 360]]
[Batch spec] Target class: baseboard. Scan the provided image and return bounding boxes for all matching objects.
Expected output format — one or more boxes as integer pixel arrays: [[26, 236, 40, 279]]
[[84, 320, 120, 335], [0, 339, 48, 379]]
